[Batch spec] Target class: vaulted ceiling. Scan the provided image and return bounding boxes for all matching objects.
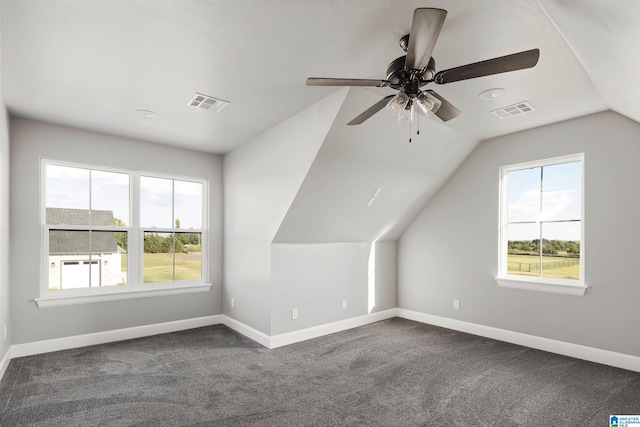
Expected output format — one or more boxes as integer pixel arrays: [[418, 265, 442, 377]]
[[2, 1, 639, 242], [3, 0, 637, 155]]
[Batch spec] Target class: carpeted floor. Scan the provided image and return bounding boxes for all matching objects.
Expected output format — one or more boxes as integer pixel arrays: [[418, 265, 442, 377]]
[[1, 318, 638, 426]]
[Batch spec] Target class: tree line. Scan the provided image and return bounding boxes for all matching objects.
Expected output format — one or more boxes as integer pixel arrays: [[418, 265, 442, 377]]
[[508, 239, 580, 256], [114, 218, 201, 253]]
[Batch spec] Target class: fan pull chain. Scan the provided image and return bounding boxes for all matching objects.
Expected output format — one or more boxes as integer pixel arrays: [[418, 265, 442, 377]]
[[409, 116, 412, 143], [417, 109, 420, 136]]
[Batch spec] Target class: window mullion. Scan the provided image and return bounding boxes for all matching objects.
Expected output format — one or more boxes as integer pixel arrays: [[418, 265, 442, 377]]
[[131, 171, 140, 287]]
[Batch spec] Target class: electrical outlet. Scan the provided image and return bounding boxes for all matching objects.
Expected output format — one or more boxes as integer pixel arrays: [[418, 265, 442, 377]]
[[453, 299, 460, 310], [231, 298, 235, 308], [291, 308, 298, 320], [342, 299, 348, 310]]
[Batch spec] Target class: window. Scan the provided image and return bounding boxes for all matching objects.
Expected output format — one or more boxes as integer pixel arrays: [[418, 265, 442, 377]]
[[140, 176, 203, 283], [45, 164, 129, 290], [497, 154, 586, 295], [39, 160, 209, 307]]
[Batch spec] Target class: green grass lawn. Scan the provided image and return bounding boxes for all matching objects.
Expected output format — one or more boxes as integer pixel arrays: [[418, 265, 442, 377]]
[[121, 253, 202, 283], [507, 254, 580, 280], [144, 252, 202, 283]]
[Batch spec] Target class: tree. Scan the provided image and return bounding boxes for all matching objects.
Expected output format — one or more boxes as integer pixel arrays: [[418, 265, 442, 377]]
[[175, 218, 181, 229], [114, 217, 128, 251], [144, 233, 163, 253]]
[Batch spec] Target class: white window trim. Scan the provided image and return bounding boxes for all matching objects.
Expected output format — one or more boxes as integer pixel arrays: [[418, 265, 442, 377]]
[[40, 159, 210, 307], [496, 153, 587, 296]]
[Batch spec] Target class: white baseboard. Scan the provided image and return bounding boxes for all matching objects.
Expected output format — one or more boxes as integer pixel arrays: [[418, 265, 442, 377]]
[[397, 308, 640, 373], [0, 346, 11, 381], [3, 309, 638, 386], [10, 315, 223, 359], [268, 309, 398, 349], [221, 315, 271, 348]]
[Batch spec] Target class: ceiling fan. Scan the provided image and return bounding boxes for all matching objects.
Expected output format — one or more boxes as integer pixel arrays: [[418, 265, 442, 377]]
[[306, 8, 540, 125]]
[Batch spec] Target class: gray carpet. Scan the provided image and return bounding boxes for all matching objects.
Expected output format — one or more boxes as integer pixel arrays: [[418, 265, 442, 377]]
[[1, 318, 638, 426]]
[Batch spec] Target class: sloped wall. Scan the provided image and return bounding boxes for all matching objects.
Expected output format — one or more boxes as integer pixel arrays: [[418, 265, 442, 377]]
[[398, 111, 640, 357], [223, 89, 348, 334]]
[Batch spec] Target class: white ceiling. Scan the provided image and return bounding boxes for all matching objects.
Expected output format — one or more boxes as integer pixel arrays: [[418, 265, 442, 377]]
[[3, 0, 637, 155], [2, 1, 639, 243]]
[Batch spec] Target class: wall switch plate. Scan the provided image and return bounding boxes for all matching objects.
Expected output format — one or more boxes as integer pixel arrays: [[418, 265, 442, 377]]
[[342, 299, 348, 310], [453, 299, 460, 310], [291, 308, 298, 320], [230, 298, 235, 308]]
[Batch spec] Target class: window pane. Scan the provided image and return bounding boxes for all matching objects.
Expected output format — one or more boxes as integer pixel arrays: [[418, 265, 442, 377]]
[[541, 222, 581, 280], [174, 180, 202, 229], [144, 232, 174, 283], [92, 170, 130, 227], [541, 161, 581, 222], [92, 231, 127, 286], [46, 165, 90, 225], [49, 230, 126, 289], [175, 232, 202, 281], [140, 176, 173, 228], [507, 223, 540, 277], [507, 167, 540, 223], [49, 230, 91, 289]]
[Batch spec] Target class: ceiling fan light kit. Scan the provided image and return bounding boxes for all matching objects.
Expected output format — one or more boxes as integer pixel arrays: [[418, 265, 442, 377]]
[[307, 7, 540, 128]]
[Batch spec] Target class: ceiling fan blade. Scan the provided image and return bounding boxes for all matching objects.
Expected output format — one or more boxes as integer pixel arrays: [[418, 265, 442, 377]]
[[425, 90, 461, 122], [434, 48, 540, 84], [405, 8, 447, 71], [347, 95, 394, 125], [306, 78, 389, 87]]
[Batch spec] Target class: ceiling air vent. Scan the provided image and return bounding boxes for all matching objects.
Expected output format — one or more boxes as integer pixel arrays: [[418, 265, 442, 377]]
[[187, 93, 230, 113], [490, 101, 535, 119]]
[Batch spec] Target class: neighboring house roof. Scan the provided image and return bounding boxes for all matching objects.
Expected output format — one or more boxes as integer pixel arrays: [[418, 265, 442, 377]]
[[47, 208, 118, 254]]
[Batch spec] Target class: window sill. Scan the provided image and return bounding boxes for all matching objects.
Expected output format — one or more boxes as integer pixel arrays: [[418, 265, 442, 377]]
[[495, 277, 587, 296], [34, 283, 212, 308]]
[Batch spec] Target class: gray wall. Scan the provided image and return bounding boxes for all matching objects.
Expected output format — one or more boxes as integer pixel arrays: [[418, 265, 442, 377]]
[[398, 111, 640, 357], [223, 90, 346, 334], [9, 117, 223, 344], [0, 101, 10, 358], [270, 241, 397, 335]]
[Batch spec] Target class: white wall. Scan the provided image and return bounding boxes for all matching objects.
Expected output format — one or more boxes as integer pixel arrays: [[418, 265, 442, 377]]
[[398, 111, 640, 357], [270, 241, 397, 335], [223, 89, 347, 334], [9, 117, 223, 344]]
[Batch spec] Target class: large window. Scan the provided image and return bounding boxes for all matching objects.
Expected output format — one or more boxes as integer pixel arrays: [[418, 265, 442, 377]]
[[41, 160, 208, 304], [498, 154, 585, 295]]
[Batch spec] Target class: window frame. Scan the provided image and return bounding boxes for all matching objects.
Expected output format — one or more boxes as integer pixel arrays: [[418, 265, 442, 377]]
[[37, 159, 211, 308], [496, 153, 587, 296]]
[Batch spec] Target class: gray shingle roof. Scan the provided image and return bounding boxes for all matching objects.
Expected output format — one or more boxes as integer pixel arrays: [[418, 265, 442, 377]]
[[46, 208, 115, 226], [47, 208, 118, 254]]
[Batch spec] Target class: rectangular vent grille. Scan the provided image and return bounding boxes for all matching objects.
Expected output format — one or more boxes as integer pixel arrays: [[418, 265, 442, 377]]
[[187, 93, 230, 113], [491, 101, 535, 119]]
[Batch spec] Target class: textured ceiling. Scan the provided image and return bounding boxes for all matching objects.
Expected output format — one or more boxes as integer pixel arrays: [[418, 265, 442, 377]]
[[2, 0, 635, 155]]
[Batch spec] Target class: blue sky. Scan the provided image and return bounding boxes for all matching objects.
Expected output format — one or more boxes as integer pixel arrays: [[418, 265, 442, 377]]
[[507, 160, 581, 241], [46, 165, 202, 229]]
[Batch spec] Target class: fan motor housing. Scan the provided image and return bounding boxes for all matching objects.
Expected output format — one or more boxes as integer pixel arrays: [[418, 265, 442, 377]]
[[386, 56, 436, 90]]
